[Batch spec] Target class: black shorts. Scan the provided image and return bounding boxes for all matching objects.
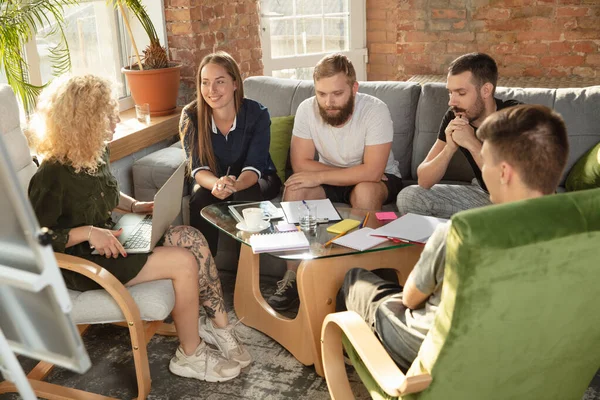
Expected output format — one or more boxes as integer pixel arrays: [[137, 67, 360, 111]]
[[322, 173, 403, 205]]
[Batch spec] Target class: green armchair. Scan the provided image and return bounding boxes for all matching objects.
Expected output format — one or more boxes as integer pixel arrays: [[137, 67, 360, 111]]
[[322, 187, 600, 399]]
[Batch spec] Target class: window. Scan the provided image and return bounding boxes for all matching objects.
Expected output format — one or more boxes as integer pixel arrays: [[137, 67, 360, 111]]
[[18, 0, 167, 112], [260, 0, 367, 80]]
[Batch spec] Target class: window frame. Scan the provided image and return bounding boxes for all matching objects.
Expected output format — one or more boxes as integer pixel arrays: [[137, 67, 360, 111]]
[[260, 0, 367, 80]]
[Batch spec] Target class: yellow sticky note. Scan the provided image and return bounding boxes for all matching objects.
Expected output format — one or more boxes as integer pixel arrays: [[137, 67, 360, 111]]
[[326, 219, 361, 234]]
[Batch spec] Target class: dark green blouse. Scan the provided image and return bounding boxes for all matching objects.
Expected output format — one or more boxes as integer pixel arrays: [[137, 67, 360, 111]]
[[28, 149, 151, 291], [28, 150, 119, 256]]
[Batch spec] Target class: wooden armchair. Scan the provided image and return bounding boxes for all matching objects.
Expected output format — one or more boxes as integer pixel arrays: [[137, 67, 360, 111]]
[[322, 188, 600, 400], [0, 84, 177, 399], [0, 254, 177, 400]]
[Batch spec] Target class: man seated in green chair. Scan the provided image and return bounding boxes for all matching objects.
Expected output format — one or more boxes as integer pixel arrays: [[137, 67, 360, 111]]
[[336, 104, 570, 371]]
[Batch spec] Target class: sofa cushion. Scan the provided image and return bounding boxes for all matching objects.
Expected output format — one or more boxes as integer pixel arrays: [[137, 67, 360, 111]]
[[554, 86, 600, 186], [565, 141, 600, 191], [270, 115, 295, 183], [413, 83, 475, 182]]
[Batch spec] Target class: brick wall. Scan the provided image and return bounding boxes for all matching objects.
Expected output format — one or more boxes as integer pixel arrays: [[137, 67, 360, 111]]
[[165, 0, 263, 105], [367, 0, 600, 81]]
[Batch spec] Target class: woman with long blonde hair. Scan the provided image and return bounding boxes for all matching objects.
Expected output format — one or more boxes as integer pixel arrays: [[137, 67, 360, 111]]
[[27, 74, 251, 382], [180, 51, 281, 256]]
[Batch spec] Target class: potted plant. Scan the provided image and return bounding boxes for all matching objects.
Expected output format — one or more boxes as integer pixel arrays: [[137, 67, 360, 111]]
[[109, 0, 181, 116], [0, 0, 75, 114]]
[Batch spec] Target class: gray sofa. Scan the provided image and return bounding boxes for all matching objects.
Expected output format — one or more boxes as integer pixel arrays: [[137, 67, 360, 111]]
[[132, 77, 600, 273]]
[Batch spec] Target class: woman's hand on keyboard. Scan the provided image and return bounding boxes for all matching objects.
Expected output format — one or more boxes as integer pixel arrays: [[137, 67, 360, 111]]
[[89, 227, 127, 258], [132, 201, 154, 214]]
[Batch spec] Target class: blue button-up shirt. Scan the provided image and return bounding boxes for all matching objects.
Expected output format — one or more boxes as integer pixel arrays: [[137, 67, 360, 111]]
[[181, 98, 277, 180]]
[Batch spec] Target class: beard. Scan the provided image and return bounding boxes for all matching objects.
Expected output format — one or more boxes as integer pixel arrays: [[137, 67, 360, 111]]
[[318, 93, 355, 127], [452, 92, 485, 122]]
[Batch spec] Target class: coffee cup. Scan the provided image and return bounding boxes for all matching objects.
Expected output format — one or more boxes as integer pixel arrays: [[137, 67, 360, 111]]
[[242, 208, 270, 230]]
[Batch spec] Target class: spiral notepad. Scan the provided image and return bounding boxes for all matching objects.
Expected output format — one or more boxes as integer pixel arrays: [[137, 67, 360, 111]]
[[249, 231, 310, 254]]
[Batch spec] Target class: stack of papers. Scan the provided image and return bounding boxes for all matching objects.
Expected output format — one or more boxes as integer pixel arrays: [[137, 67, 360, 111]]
[[369, 213, 448, 243]]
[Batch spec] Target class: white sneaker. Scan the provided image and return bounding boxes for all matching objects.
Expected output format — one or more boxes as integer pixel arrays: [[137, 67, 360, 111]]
[[169, 341, 240, 382], [199, 316, 253, 368]]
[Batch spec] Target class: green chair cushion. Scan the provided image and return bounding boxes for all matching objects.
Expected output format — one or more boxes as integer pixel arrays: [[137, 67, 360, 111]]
[[269, 115, 294, 183], [410, 188, 600, 400], [565, 141, 600, 191], [345, 188, 600, 400]]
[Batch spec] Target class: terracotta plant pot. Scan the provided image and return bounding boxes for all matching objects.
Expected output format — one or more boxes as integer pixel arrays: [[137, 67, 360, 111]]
[[122, 63, 181, 117]]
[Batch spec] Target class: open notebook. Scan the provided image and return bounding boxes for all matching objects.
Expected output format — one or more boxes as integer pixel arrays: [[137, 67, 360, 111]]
[[248, 231, 310, 254]]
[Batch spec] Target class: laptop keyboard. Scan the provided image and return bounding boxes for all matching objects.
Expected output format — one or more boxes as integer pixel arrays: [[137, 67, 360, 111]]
[[122, 214, 153, 249]]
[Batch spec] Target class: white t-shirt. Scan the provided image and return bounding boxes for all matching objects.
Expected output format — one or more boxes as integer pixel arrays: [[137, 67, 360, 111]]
[[292, 93, 401, 178]]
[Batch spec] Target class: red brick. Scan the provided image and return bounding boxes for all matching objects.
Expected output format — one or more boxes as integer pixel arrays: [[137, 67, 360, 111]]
[[170, 22, 193, 35], [577, 16, 600, 29], [518, 43, 549, 54], [453, 20, 466, 29], [431, 9, 467, 19], [573, 67, 597, 77], [556, 7, 591, 17], [540, 55, 585, 67], [448, 42, 471, 53], [530, 17, 556, 30], [486, 18, 531, 31], [504, 55, 539, 66], [524, 67, 545, 77], [564, 30, 600, 39], [549, 42, 572, 53], [165, 9, 192, 21], [517, 31, 562, 41], [445, 32, 475, 41], [397, 43, 427, 53], [548, 67, 570, 77], [404, 31, 440, 42], [558, 0, 583, 4], [573, 41, 597, 53], [370, 43, 397, 54], [511, 6, 553, 18], [586, 54, 600, 65], [367, 9, 387, 20], [368, 31, 387, 42], [492, 43, 519, 54], [430, 21, 454, 30], [473, 7, 511, 20]]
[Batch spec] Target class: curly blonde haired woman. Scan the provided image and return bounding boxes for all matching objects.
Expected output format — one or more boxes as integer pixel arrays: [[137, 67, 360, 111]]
[[27, 75, 251, 382]]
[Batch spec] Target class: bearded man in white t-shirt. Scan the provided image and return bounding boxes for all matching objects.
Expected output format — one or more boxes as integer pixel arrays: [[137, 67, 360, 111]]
[[267, 54, 403, 311], [283, 53, 402, 209]]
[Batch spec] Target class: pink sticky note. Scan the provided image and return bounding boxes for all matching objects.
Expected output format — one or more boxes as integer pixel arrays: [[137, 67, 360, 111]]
[[376, 212, 397, 221]]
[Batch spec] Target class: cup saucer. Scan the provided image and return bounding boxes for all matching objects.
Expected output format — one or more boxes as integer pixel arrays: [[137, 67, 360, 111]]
[[236, 220, 270, 233]]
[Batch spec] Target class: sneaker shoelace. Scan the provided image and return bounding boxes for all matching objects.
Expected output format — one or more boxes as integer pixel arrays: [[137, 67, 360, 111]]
[[274, 274, 294, 296], [220, 319, 248, 354]]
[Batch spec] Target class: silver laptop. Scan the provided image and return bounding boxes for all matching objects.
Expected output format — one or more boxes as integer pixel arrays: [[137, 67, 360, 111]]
[[94, 162, 186, 254]]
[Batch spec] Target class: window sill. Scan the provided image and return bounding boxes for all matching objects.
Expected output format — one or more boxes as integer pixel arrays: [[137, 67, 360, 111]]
[[109, 107, 182, 162]]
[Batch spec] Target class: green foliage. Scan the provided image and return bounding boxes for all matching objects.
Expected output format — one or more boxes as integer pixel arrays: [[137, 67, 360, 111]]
[[0, 0, 77, 113], [106, 0, 168, 69]]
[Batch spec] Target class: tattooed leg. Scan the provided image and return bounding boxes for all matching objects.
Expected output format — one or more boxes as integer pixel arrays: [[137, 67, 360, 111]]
[[163, 226, 228, 328]]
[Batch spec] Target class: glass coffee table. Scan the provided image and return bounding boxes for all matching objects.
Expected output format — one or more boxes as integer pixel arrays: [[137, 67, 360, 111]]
[[201, 201, 424, 376]]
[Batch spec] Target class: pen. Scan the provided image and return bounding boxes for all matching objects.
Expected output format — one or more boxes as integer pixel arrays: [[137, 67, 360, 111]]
[[363, 212, 370, 227], [325, 231, 348, 247], [221, 166, 231, 190]]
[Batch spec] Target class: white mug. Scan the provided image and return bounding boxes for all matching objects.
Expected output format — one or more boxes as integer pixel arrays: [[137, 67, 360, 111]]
[[242, 208, 270, 230]]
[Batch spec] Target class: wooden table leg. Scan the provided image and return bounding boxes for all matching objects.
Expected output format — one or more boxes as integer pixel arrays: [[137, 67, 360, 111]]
[[298, 245, 423, 376], [233, 245, 313, 366]]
